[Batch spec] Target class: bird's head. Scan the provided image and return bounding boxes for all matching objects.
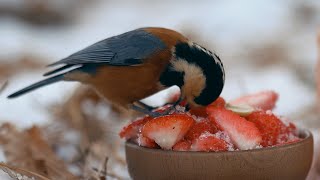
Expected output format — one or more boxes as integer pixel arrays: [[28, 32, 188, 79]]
[[160, 41, 225, 108]]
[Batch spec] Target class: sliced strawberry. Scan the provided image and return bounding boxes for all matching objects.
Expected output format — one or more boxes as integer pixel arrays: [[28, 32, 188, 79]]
[[179, 100, 188, 107], [172, 140, 192, 151], [276, 137, 301, 146], [287, 122, 298, 134], [229, 91, 278, 111], [188, 107, 207, 117], [191, 133, 228, 152], [142, 114, 195, 149], [189, 97, 226, 117], [287, 122, 297, 134], [136, 134, 158, 148], [209, 97, 226, 108], [119, 116, 152, 140], [185, 119, 218, 141], [246, 111, 286, 147], [278, 121, 299, 144], [207, 107, 262, 150]]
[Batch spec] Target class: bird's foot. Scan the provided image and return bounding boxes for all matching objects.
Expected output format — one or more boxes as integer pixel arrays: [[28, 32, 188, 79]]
[[130, 104, 165, 117], [131, 97, 185, 118]]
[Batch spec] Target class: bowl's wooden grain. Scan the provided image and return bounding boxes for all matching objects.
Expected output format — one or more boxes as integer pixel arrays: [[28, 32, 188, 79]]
[[125, 130, 313, 180]]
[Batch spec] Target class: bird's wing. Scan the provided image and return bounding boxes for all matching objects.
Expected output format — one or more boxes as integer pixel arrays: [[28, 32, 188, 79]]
[[48, 29, 166, 67]]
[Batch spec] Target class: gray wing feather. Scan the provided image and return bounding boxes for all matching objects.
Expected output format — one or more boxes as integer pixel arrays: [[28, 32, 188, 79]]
[[49, 29, 166, 66]]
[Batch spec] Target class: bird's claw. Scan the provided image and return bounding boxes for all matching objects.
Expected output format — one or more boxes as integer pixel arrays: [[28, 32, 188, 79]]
[[130, 104, 174, 118], [131, 96, 185, 117], [149, 106, 176, 117]]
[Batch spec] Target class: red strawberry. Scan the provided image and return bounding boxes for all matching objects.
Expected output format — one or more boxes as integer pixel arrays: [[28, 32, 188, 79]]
[[179, 100, 188, 107], [207, 107, 262, 150], [172, 140, 192, 151], [189, 97, 226, 117], [142, 114, 195, 149], [185, 119, 218, 141], [119, 116, 152, 140], [281, 120, 298, 135], [278, 121, 299, 144], [136, 134, 158, 148], [191, 133, 228, 152], [188, 107, 207, 117], [276, 137, 301, 146], [209, 97, 226, 108], [229, 91, 278, 111], [246, 111, 286, 147], [287, 122, 297, 134]]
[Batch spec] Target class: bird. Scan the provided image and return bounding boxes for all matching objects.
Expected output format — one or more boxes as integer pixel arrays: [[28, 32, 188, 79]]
[[7, 27, 225, 117]]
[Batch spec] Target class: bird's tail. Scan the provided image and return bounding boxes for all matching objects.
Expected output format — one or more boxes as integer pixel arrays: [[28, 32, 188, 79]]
[[7, 73, 64, 98]]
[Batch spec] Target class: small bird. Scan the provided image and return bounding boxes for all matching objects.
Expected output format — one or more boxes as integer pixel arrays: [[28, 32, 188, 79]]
[[8, 27, 225, 116]]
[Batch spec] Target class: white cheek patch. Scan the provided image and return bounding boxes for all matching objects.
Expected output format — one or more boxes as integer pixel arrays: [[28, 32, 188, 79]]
[[171, 59, 206, 100]]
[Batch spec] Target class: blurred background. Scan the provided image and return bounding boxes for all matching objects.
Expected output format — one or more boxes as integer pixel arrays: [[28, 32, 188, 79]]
[[0, 0, 320, 179]]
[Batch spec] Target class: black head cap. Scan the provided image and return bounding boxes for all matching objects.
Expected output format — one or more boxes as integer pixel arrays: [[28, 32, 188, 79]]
[[174, 42, 225, 106]]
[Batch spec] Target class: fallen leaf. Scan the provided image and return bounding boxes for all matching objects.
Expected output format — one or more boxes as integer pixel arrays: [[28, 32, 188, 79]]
[[0, 162, 50, 180], [0, 124, 78, 180]]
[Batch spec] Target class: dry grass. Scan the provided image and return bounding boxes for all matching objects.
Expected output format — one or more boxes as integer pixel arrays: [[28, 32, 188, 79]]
[[0, 90, 128, 179], [0, 0, 94, 26], [0, 56, 128, 179], [0, 55, 45, 81], [0, 124, 77, 179]]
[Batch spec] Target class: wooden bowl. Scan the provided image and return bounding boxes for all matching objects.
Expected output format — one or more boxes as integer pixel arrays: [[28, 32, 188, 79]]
[[125, 130, 313, 180]]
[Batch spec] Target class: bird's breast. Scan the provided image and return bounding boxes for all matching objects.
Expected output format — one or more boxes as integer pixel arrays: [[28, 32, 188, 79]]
[[86, 49, 172, 107]]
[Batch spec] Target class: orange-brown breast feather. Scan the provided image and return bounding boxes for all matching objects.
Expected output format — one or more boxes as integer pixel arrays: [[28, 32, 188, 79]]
[[84, 48, 172, 107]]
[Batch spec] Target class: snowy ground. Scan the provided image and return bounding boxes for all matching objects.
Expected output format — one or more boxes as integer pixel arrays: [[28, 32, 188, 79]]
[[1, 0, 320, 179]]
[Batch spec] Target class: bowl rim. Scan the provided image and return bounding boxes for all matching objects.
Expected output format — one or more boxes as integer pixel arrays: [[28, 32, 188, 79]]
[[125, 129, 313, 154]]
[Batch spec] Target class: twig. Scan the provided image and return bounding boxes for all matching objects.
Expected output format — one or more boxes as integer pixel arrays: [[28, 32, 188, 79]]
[[91, 156, 123, 180], [92, 157, 108, 180], [0, 80, 8, 95]]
